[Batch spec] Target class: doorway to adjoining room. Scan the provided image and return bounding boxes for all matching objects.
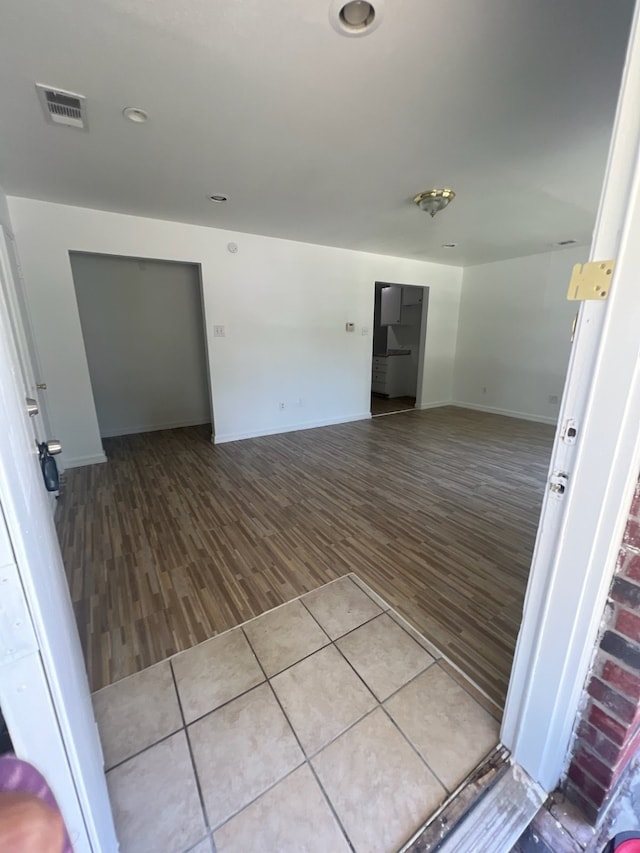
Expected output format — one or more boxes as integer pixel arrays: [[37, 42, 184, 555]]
[[371, 282, 428, 417], [70, 253, 213, 442]]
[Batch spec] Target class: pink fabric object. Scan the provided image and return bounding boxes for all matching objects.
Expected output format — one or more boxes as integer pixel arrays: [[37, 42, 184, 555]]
[[0, 754, 72, 852]]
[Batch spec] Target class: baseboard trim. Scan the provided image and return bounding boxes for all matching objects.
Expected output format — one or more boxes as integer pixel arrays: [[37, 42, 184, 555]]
[[63, 453, 108, 469], [214, 413, 372, 444], [414, 400, 452, 411], [99, 418, 211, 438], [451, 402, 558, 426]]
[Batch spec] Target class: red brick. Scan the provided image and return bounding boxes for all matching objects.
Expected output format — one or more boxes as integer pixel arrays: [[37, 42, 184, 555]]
[[611, 577, 640, 609], [612, 725, 640, 783], [629, 488, 640, 520], [573, 745, 614, 787], [624, 552, 640, 584], [577, 720, 620, 766], [589, 704, 627, 745], [601, 659, 640, 701], [588, 677, 636, 724], [567, 761, 607, 808], [615, 608, 640, 644], [624, 519, 640, 547]]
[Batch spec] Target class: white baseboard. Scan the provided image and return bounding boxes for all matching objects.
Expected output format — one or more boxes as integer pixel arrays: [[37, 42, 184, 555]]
[[214, 413, 372, 444], [451, 402, 558, 425], [99, 418, 210, 438], [63, 453, 108, 469], [414, 400, 452, 411]]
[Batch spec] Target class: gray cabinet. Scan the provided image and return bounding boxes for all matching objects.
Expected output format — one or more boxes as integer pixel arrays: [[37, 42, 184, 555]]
[[380, 286, 402, 325], [371, 354, 412, 397], [402, 286, 423, 306]]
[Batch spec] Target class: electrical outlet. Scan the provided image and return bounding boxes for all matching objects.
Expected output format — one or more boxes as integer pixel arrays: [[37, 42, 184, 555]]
[[278, 402, 285, 410], [549, 394, 559, 404], [213, 325, 226, 338], [361, 326, 369, 336]]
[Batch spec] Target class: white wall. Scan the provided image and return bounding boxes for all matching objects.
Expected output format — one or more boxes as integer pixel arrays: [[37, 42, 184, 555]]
[[453, 247, 587, 423], [70, 254, 211, 437], [8, 197, 463, 467]]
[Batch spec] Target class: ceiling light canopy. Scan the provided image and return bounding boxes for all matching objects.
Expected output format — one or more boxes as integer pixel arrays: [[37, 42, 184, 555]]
[[414, 188, 456, 218], [330, 0, 383, 37], [123, 107, 148, 123]]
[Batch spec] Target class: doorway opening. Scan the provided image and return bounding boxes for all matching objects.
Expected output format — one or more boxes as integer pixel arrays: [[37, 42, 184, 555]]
[[69, 253, 213, 442], [370, 282, 428, 417]]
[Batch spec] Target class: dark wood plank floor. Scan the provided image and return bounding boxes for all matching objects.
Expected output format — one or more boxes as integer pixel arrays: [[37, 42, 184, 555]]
[[56, 407, 554, 706]]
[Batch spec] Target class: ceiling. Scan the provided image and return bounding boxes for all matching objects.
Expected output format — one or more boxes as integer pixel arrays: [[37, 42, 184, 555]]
[[0, 0, 634, 265]]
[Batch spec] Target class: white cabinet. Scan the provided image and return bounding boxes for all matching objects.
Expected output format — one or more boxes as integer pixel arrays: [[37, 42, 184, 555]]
[[371, 354, 412, 397], [402, 286, 423, 306], [380, 286, 402, 325]]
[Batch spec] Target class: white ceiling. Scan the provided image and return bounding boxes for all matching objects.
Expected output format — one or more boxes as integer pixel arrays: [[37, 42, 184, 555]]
[[0, 0, 634, 265]]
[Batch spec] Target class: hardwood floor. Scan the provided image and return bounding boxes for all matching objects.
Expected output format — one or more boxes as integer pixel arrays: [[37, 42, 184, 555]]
[[371, 394, 416, 416], [56, 407, 555, 706]]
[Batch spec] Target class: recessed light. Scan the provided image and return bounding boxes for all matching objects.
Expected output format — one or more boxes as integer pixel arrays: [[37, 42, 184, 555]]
[[329, 0, 383, 37], [122, 107, 148, 123], [209, 194, 228, 203], [442, 243, 457, 248]]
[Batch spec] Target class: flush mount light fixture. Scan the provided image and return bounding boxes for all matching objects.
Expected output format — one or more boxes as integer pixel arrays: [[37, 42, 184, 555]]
[[414, 188, 456, 218], [123, 107, 148, 123], [329, 0, 383, 37], [209, 194, 228, 203]]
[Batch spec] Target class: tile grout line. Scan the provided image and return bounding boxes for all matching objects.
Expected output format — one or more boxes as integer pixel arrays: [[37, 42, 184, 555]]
[[169, 659, 214, 849], [241, 626, 357, 852], [379, 703, 451, 796]]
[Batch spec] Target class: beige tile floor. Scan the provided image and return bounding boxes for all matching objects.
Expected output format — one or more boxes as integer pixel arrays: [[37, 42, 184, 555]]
[[93, 575, 501, 853]]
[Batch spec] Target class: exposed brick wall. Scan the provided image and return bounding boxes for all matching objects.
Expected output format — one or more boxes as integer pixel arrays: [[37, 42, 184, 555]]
[[565, 481, 640, 822]]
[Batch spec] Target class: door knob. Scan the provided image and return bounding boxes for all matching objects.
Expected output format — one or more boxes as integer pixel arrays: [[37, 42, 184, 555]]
[[26, 398, 39, 417], [45, 440, 62, 455]]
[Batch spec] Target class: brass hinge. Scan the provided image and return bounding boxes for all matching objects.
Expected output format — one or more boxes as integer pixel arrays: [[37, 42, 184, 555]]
[[567, 260, 615, 301]]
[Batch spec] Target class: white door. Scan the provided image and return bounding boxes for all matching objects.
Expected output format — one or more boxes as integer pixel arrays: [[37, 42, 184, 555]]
[[0, 229, 117, 849], [502, 1, 640, 792]]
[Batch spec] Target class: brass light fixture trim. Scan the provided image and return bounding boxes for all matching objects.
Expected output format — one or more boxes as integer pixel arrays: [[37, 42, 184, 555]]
[[413, 188, 456, 217]]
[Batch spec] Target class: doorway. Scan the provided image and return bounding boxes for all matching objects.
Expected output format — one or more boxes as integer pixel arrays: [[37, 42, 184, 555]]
[[69, 253, 213, 440], [370, 282, 428, 417]]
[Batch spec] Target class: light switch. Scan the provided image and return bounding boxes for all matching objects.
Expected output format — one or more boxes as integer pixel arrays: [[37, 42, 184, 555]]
[[345, 322, 355, 332]]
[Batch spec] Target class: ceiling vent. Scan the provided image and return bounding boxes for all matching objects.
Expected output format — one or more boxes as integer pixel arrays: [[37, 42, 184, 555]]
[[36, 84, 87, 130], [556, 239, 577, 246]]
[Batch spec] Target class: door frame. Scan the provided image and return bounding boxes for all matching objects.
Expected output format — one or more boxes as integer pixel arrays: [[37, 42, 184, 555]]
[[502, 0, 640, 791]]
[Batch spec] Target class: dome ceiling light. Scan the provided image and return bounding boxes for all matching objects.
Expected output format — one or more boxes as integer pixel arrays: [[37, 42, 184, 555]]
[[413, 188, 456, 218]]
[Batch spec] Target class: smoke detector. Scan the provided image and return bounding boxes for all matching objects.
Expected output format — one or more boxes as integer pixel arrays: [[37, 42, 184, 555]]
[[36, 84, 87, 130]]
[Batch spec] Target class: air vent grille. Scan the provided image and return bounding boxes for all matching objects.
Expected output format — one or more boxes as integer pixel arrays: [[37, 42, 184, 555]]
[[36, 84, 87, 130], [556, 239, 577, 247]]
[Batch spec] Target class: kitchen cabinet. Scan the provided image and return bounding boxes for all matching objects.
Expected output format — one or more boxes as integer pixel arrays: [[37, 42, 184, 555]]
[[380, 285, 402, 325], [402, 286, 423, 306], [371, 353, 412, 397]]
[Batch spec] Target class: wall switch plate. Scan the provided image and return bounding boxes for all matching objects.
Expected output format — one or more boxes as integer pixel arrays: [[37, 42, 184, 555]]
[[345, 322, 355, 332], [548, 394, 559, 404], [213, 325, 226, 338]]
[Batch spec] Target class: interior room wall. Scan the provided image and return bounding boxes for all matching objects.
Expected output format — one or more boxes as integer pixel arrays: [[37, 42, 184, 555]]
[[70, 254, 211, 438], [0, 186, 11, 230], [453, 246, 587, 423], [8, 197, 463, 467]]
